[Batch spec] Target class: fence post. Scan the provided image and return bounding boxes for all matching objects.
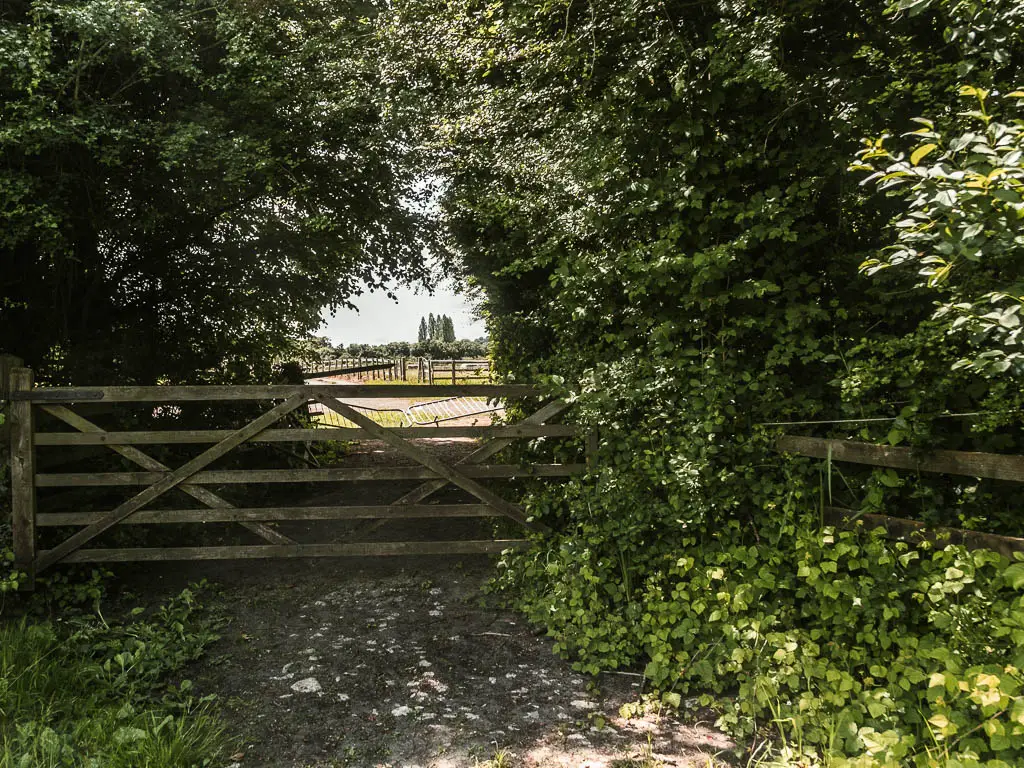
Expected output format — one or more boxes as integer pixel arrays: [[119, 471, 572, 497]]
[[0, 354, 24, 446], [586, 431, 599, 470], [9, 367, 36, 590], [451, 359, 456, 385]]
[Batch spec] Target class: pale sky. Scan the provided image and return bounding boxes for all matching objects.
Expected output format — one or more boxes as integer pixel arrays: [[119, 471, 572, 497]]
[[319, 282, 487, 345]]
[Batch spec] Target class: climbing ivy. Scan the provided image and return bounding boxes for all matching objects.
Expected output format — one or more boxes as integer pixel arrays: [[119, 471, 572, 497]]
[[382, 0, 1024, 763]]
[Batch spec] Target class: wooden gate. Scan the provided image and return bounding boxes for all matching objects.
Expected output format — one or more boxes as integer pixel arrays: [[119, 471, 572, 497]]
[[7, 369, 583, 587]]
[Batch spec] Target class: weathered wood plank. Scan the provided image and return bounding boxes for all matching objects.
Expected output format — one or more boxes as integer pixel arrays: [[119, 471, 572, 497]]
[[18, 384, 540, 403], [37, 504, 499, 525], [36, 463, 585, 486], [47, 540, 530, 563], [823, 506, 1024, 558], [344, 400, 572, 542], [389, 400, 572, 507], [778, 435, 1024, 482], [35, 394, 308, 572], [10, 368, 36, 588], [40, 405, 295, 546], [0, 355, 24, 446], [313, 394, 545, 532], [35, 424, 578, 446]]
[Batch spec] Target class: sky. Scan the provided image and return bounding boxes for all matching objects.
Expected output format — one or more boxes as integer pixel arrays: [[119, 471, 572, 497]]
[[318, 282, 487, 345]]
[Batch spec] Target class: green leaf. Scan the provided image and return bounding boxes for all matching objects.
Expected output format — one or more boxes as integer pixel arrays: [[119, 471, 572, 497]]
[[910, 143, 937, 166], [1005, 562, 1024, 590]]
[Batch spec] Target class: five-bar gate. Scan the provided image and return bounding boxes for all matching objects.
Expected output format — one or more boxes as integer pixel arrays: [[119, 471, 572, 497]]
[[7, 369, 583, 588]]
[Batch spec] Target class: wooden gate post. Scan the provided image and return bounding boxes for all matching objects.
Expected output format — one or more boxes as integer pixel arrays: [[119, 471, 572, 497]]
[[0, 354, 24, 446], [9, 367, 36, 589]]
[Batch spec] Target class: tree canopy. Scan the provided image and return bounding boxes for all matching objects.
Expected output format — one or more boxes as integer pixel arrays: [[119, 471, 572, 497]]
[[0, 0, 437, 384]]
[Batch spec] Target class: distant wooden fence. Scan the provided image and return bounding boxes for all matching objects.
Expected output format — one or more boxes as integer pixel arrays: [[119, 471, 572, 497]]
[[778, 435, 1024, 556], [8, 369, 583, 588], [305, 357, 402, 380], [424, 359, 491, 385], [304, 358, 492, 384]]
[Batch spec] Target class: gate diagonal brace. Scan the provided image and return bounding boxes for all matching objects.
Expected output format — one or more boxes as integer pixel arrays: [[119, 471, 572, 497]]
[[40, 405, 296, 546], [338, 399, 570, 542], [311, 393, 549, 533], [36, 394, 309, 572]]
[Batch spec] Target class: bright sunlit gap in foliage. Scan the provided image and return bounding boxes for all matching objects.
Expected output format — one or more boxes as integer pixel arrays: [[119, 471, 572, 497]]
[[318, 279, 486, 345]]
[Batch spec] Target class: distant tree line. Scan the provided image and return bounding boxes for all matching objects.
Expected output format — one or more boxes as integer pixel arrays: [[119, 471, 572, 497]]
[[417, 313, 456, 343], [288, 335, 489, 370]]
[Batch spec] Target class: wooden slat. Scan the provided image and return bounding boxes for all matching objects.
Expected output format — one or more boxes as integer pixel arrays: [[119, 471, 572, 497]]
[[36, 504, 498, 525], [35, 424, 578, 446], [36, 464, 585, 486], [313, 394, 545, 532], [47, 540, 530, 563], [390, 400, 572, 506], [345, 399, 572, 542], [823, 506, 1024, 558], [10, 368, 36, 588], [35, 394, 309, 572], [40, 405, 295, 546], [17, 384, 540, 403], [778, 435, 1024, 482]]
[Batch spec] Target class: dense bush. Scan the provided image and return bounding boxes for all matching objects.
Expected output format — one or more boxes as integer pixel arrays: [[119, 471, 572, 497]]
[[383, 0, 1024, 763]]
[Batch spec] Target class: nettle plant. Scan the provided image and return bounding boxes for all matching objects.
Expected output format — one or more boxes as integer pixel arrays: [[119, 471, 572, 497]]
[[855, 87, 1024, 376]]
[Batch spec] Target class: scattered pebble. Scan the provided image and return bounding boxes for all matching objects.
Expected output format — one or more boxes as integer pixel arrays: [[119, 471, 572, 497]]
[[290, 678, 322, 694]]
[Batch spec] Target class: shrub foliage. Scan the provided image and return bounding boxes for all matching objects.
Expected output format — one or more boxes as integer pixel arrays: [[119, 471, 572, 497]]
[[383, 0, 1024, 763]]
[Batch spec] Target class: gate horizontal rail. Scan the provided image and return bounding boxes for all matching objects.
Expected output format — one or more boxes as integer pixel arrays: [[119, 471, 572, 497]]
[[8, 370, 585, 588], [13, 383, 536, 402], [36, 464, 584, 486], [34, 424, 577, 445]]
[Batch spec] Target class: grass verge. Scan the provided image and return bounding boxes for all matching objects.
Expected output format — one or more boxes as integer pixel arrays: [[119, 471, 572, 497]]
[[0, 582, 229, 768]]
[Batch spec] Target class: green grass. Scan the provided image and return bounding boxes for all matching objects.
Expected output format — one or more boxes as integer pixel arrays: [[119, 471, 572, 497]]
[[313, 410, 409, 428], [0, 585, 228, 768]]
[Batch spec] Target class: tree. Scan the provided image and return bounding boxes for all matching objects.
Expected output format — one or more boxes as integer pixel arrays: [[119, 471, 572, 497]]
[[417, 316, 428, 342], [427, 313, 437, 341], [0, 0, 438, 384], [442, 314, 456, 342], [855, 0, 1024, 377]]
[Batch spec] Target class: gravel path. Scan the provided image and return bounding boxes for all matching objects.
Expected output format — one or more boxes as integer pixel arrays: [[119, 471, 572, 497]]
[[142, 557, 733, 768]]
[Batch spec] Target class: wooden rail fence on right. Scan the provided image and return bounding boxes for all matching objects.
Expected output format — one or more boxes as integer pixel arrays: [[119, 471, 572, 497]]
[[777, 435, 1024, 556]]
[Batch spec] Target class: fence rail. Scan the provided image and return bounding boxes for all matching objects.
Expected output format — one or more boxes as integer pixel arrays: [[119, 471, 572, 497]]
[[14, 383, 531, 402], [302, 357, 493, 384], [779, 435, 1024, 555]]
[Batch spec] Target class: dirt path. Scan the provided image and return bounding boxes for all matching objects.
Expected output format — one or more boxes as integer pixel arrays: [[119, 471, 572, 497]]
[[126, 438, 735, 767], [146, 558, 729, 768]]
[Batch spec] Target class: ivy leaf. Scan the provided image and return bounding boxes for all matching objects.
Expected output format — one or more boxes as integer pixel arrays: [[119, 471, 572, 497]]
[[1004, 562, 1024, 590]]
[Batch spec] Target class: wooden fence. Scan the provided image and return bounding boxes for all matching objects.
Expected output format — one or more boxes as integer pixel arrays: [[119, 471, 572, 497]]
[[8, 370, 583, 588], [778, 435, 1024, 557], [424, 359, 491, 385], [303, 358, 492, 384]]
